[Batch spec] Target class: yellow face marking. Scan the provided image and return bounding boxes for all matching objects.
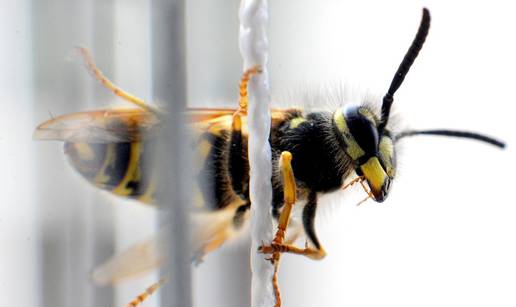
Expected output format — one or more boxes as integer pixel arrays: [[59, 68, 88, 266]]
[[289, 117, 307, 129], [345, 142, 366, 161], [74, 143, 95, 161], [360, 157, 386, 193], [379, 136, 395, 177], [112, 142, 141, 196], [94, 143, 115, 184]]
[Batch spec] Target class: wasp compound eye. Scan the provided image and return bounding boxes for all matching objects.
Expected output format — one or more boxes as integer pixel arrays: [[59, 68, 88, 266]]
[[332, 106, 397, 203], [333, 106, 379, 162]]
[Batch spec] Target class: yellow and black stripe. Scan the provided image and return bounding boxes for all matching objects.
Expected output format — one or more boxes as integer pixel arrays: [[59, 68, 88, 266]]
[[64, 142, 155, 204]]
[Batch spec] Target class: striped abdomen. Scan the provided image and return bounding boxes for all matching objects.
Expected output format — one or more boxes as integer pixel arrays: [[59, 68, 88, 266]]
[[64, 142, 156, 204], [62, 111, 299, 210], [63, 124, 248, 209]]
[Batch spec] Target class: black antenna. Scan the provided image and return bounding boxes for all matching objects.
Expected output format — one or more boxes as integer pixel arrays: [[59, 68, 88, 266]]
[[395, 129, 506, 149], [378, 8, 431, 133]]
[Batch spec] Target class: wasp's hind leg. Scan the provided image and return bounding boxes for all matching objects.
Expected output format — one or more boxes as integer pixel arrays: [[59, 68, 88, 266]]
[[76, 47, 158, 113], [126, 277, 166, 307]]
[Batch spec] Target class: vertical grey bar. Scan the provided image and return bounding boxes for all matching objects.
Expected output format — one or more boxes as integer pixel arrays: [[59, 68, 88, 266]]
[[185, 1, 252, 306], [184, 1, 252, 305], [151, 1, 192, 307], [89, 0, 116, 305], [33, 1, 116, 306], [32, 1, 91, 306]]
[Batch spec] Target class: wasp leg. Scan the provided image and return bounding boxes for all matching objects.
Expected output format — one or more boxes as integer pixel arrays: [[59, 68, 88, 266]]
[[235, 65, 262, 116], [229, 114, 248, 197], [257, 151, 296, 257], [301, 191, 326, 258], [76, 47, 157, 113], [126, 277, 166, 307], [260, 190, 327, 260], [259, 241, 327, 260], [256, 151, 296, 307]]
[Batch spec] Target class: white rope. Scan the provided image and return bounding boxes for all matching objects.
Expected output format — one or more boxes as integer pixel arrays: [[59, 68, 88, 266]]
[[238, 1, 275, 307]]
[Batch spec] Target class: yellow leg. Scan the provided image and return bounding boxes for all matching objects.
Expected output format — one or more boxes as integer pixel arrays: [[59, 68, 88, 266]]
[[256, 151, 296, 307], [259, 152, 326, 260], [76, 47, 157, 113], [126, 278, 166, 307], [236, 65, 262, 116], [260, 242, 327, 260]]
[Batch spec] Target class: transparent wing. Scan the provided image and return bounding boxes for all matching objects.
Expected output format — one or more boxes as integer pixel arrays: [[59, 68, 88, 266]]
[[33, 108, 159, 143], [34, 107, 294, 144]]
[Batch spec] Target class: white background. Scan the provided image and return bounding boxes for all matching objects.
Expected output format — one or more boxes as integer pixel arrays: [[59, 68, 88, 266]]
[[1, 0, 515, 306]]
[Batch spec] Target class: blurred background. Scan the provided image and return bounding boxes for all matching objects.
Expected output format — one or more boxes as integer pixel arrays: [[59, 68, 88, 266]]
[[1, 0, 515, 306]]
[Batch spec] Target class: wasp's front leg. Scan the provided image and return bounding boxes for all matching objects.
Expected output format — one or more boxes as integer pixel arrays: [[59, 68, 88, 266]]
[[259, 182, 327, 260], [235, 65, 262, 116]]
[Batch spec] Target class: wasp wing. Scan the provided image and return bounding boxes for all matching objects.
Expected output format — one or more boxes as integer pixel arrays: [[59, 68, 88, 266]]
[[32, 107, 246, 143], [34, 107, 294, 144], [92, 231, 165, 285], [33, 108, 160, 143]]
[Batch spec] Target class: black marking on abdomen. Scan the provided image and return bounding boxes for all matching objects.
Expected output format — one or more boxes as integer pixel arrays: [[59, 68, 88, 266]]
[[126, 142, 153, 197], [65, 142, 132, 193], [103, 142, 131, 190], [197, 131, 236, 210], [228, 128, 250, 199]]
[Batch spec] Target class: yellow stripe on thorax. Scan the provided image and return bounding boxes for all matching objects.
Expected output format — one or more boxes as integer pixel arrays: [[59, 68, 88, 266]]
[[112, 142, 141, 196]]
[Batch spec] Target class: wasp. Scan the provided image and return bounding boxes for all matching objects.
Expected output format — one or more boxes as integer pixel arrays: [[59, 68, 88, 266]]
[[34, 8, 504, 307]]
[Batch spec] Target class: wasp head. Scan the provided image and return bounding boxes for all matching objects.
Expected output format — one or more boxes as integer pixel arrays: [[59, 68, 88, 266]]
[[333, 105, 396, 202], [332, 8, 430, 202]]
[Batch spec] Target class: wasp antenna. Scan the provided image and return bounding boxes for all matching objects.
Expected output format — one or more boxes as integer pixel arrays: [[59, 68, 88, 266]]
[[379, 8, 431, 133], [395, 129, 506, 149]]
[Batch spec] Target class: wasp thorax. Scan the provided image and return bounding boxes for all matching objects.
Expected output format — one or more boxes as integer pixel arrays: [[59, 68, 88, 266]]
[[333, 105, 396, 203]]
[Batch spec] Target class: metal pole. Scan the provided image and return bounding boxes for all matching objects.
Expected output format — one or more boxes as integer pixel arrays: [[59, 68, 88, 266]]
[[185, 1, 251, 305], [33, 1, 116, 306], [88, 0, 116, 305], [151, 1, 192, 307], [33, 1, 91, 306]]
